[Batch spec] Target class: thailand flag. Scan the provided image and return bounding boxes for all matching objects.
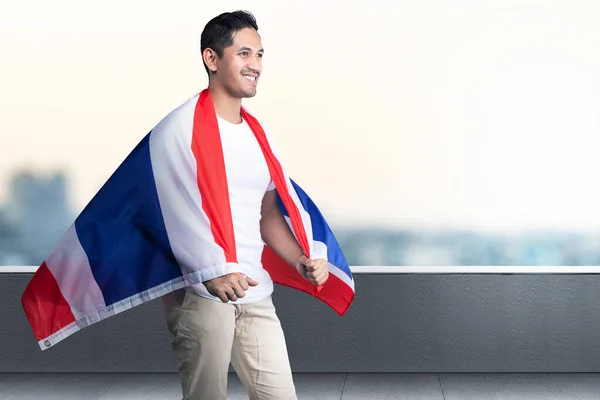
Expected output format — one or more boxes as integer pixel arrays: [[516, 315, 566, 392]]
[[21, 89, 355, 351]]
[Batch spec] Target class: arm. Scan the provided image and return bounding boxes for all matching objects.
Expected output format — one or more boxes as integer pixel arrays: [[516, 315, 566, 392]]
[[259, 189, 304, 266], [260, 189, 329, 286]]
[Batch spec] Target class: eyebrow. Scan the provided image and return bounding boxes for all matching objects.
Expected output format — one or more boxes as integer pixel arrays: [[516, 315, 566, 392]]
[[238, 46, 264, 53]]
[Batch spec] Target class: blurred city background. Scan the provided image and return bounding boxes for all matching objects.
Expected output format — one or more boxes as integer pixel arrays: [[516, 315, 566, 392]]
[[2, 169, 600, 267], [2, 0, 600, 267]]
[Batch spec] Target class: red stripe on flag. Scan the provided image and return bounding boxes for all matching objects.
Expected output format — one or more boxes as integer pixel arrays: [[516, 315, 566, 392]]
[[191, 90, 237, 263], [21, 261, 76, 342], [262, 246, 354, 316], [241, 109, 311, 258]]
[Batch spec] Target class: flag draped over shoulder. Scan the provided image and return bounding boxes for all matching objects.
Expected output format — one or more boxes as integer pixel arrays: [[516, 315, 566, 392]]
[[21, 89, 355, 351]]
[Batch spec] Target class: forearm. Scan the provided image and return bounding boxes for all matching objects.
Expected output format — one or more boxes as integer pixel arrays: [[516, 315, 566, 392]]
[[260, 208, 304, 266]]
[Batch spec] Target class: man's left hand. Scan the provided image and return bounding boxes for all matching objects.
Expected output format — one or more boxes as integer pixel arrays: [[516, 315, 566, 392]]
[[295, 255, 329, 286]]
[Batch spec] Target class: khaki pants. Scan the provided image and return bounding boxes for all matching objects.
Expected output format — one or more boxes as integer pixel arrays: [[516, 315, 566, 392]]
[[162, 289, 297, 400]]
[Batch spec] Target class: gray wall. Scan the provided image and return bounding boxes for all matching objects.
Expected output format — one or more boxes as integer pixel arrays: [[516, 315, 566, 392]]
[[2, 273, 600, 373]]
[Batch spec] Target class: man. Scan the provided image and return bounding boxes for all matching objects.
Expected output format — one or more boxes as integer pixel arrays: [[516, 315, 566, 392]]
[[161, 10, 329, 400], [21, 8, 354, 395]]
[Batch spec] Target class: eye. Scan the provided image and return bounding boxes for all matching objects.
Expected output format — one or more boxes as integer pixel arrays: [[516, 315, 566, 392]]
[[240, 51, 249, 56]]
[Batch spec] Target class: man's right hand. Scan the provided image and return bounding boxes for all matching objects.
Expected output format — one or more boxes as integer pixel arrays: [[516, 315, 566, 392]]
[[203, 273, 259, 303]]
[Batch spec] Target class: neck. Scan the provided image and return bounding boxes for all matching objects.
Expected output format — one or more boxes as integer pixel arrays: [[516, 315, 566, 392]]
[[208, 83, 243, 124]]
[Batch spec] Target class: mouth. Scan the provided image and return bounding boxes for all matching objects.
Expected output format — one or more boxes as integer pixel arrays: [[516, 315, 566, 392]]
[[242, 74, 258, 86]]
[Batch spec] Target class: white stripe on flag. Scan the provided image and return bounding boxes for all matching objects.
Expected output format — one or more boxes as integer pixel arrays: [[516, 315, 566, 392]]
[[45, 223, 106, 319], [149, 94, 228, 281], [328, 262, 355, 291], [313, 239, 355, 291], [284, 172, 315, 254]]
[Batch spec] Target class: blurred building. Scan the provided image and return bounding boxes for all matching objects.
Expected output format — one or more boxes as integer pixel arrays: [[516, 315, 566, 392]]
[[0, 170, 74, 265], [0, 170, 599, 267]]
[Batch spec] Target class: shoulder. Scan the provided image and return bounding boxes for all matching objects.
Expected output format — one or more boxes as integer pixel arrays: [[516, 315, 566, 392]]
[[154, 93, 199, 130], [241, 105, 278, 144]]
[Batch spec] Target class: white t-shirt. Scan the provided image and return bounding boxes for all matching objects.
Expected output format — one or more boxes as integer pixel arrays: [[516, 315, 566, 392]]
[[185, 114, 276, 303]]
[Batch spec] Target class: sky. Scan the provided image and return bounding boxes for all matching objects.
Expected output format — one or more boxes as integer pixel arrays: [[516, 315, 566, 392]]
[[2, 0, 600, 233]]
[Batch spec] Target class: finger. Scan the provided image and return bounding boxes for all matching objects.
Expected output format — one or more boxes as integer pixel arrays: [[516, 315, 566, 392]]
[[246, 276, 259, 287], [312, 259, 326, 271], [297, 255, 310, 264], [232, 283, 246, 299], [298, 266, 309, 280], [298, 255, 314, 268], [317, 270, 329, 285], [227, 292, 240, 302], [307, 265, 324, 279], [204, 283, 217, 298], [215, 290, 230, 303], [312, 269, 329, 286], [238, 275, 249, 291]]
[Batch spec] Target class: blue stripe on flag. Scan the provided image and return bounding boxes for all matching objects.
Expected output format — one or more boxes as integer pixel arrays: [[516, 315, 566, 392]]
[[74, 132, 182, 305], [277, 180, 352, 279]]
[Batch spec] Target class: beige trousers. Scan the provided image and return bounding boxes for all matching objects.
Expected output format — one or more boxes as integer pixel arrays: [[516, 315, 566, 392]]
[[162, 289, 297, 400]]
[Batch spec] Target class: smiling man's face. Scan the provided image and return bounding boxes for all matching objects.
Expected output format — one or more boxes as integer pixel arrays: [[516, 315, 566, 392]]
[[211, 27, 264, 99]]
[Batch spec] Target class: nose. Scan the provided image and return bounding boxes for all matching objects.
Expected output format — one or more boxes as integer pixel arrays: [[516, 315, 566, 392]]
[[247, 56, 262, 75]]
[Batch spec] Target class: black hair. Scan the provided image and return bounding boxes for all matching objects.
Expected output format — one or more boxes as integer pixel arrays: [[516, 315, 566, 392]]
[[200, 10, 259, 76]]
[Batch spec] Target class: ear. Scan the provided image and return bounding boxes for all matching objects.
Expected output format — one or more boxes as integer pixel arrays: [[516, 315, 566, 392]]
[[202, 48, 219, 73]]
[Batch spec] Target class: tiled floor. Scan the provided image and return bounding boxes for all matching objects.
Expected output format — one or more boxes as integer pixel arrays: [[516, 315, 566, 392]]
[[1, 372, 599, 399]]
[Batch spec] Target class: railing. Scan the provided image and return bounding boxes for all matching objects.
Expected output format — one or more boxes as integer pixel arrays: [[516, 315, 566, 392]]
[[3, 266, 600, 274]]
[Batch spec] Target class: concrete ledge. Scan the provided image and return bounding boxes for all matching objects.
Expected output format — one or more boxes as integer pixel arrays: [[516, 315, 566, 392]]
[[3, 273, 600, 372]]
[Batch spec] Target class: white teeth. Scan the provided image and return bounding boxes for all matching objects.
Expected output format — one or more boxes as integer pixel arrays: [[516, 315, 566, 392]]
[[244, 75, 256, 81]]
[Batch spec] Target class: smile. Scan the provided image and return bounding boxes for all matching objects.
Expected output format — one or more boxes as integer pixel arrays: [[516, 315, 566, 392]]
[[243, 74, 257, 83]]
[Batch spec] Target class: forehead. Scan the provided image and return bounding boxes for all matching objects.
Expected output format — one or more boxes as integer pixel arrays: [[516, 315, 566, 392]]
[[230, 27, 262, 50]]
